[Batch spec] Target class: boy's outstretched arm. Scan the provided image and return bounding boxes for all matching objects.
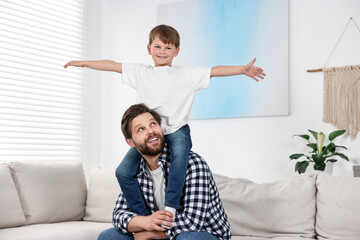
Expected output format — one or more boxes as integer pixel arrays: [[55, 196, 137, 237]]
[[210, 58, 265, 81], [64, 60, 122, 73]]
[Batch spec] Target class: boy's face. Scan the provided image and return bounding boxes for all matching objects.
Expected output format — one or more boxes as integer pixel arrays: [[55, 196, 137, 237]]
[[147, 36, 180, 67]]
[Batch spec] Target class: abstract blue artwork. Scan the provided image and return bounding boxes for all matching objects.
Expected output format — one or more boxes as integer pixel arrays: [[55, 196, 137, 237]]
[[157, 0, 289, 119]]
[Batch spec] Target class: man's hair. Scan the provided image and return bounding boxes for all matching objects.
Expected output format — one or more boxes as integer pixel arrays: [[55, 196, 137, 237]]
[[121, 103, 162, 139], [149, 24, 180, 48]]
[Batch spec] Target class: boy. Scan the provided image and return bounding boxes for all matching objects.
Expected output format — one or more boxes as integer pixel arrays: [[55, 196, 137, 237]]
[[64, 24, 265, 227]]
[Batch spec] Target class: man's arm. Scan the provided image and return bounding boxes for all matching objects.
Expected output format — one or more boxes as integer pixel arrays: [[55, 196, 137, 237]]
[[127, 210, 173, 233], [134, 231, 168, 240], [112, 193, 173, 235], [211, 58, 265, 81], [128, 214, 171, 240], [64, 60, 122, 73]]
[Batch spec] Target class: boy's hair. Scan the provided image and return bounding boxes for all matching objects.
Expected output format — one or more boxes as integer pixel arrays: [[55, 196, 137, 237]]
[[149, 25, 180, 48], [121, 103, 162, 139]]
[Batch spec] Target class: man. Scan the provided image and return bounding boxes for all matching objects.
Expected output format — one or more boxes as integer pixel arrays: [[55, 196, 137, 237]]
[[98, 104, 231, 240]]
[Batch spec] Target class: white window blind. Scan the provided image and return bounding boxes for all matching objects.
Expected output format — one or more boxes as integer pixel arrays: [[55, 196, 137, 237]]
[[0, 0, 85, 162]]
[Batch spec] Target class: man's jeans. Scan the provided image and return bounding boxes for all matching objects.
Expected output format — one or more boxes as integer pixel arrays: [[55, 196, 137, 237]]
[[97, 227, 220, 240]]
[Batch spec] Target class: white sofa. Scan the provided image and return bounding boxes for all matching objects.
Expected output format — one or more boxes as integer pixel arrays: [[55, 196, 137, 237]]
[[1, 161, 360, 240], [0, 162, 114, 240]]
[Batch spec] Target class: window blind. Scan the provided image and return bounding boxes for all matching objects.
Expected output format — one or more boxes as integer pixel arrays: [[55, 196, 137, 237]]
[[0, 0, 85, 162]]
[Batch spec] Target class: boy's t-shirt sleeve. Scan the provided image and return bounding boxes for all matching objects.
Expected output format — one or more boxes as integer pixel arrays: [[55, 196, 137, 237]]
[[189, 66, 211, 91], [121, 63, 147, 89]]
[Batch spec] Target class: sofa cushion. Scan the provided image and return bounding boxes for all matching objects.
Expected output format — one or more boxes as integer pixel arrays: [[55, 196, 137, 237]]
[[0, 221, 112, 240], [9, 161, 87, 225], [0, 163, 26, 229], [316, 175, 360, 240], [84, 167, 121, 222], [213, 174, 316, 238]]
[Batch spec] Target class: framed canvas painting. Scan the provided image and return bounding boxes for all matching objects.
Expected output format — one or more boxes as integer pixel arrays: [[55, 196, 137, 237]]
[[157, 0, 289, 119]]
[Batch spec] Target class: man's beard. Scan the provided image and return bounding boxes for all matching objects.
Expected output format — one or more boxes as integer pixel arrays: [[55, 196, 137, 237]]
[[133, 133, 165, 156]]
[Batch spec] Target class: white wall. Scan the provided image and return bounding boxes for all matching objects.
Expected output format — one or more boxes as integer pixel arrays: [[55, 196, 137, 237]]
[[85, 0, 360, 183]]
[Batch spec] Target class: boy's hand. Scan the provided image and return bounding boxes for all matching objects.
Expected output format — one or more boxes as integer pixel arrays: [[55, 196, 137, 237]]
[[63, 61, 83, 68], [244, 58, 266, 82]]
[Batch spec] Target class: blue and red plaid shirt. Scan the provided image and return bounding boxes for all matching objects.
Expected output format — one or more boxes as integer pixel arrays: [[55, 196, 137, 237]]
[[112, 145, 231, 239]]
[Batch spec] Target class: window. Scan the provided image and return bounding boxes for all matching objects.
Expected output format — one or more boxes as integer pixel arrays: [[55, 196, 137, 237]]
[[0, 0, 85, 162]]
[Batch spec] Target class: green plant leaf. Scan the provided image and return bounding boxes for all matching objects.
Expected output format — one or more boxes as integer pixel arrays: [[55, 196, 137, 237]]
[[289, 154, 305, 160], [307, 143, 317, 152], [333, 153, 349, 161], [333, 144, 347, 150], [295, 161, 309, 174], [327, 159, 338, 163], [328, 129, 346, 141], [326, 143, 336, 153], [312, 154, 325, 164], [314, 162, 326, 171], [293, 134, 310, 141], [320, 145, 328, 156], [308, 129, 318, 140]]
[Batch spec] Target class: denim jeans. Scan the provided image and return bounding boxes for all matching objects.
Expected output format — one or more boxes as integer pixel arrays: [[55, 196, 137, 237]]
[[115, 147, 150, 215], [97, 228, 219, 240], [115, 124, 192, 214], [97, 228, 133, 240], [164, 124, 192, 209], [175, 231, 220, 240]]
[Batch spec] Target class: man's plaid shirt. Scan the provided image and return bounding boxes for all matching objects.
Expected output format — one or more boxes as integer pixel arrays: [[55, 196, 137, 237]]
[[112, 145, 231, 239]]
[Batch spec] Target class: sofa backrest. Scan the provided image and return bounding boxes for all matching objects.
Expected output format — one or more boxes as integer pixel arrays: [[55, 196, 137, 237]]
[[84, 167, 121, 223], [8, 161, 87, 225], [315, 175, 360, 240], [0, 163, 26, 229], [213, 173, 317, 238]]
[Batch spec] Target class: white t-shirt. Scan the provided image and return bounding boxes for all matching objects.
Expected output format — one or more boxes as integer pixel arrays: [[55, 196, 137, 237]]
[[146, 165, 166, 211], [122, 63, 211, 135]]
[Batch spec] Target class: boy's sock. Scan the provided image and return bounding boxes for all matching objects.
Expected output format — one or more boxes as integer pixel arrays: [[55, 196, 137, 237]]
[[165, 206, 176, 217], [162, 206, 176, 229]]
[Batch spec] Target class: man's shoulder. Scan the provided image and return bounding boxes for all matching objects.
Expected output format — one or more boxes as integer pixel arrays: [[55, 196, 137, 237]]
[[187, 151, 210, 172], [162, 146, 209, 172], [188, 150, 204, 161]]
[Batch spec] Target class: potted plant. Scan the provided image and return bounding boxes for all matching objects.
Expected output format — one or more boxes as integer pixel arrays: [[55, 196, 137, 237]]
[[289, 129, 349, 174]]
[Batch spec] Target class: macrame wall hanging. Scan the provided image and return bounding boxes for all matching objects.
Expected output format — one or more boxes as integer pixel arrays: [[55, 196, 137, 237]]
[[308, 18, 360, 139]]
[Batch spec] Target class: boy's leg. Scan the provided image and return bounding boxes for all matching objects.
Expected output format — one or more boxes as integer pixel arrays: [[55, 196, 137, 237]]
[[97, 228, 134, 240], [116, 148, 151, 215], [164, 124, 192, 210]]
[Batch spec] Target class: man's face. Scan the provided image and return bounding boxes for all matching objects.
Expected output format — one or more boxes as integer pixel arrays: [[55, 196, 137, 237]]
[[127, 112, 165, 156], [147, 36, 180, 67]]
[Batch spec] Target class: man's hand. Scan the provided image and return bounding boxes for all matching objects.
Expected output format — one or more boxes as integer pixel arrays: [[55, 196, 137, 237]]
[[143, 210, 174, 231], [243, 58, 266, 82], [134, 231, 151, 240], [128, 210, 174, 233], [134, 231, 169, 240]]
